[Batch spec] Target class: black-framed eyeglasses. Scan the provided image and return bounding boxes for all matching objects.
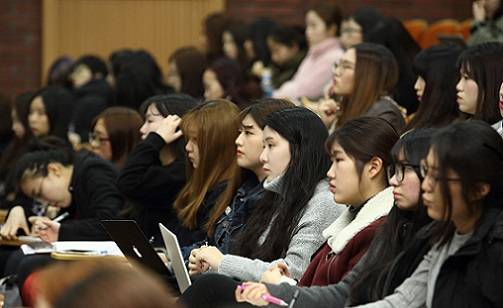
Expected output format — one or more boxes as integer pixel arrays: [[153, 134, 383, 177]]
[[387, 162, 420, 183], [89, 132, 110, 147], [419, 159, 461, 184]]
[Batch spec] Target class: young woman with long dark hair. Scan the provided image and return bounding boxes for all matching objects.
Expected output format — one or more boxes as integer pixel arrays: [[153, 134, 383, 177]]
[[456, 42, 503, 125], [27, 86, 74, 140], [331, 43, 405, 133], [406, 43, 464, 130]]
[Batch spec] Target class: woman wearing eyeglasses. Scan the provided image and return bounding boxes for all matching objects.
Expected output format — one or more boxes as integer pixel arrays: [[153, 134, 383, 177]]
[[323, 43, 406, 134], [89, 107, 143, 169], [236, 127, 435, 307]]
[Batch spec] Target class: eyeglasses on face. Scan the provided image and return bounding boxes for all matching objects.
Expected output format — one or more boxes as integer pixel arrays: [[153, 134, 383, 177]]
[[88, 132, 110, 147], [386, 162, 420, 183], [419, 159, 461, 184]]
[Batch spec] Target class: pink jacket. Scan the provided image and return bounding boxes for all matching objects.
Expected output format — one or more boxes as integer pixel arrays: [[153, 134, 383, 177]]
[[273, 37, 343, 100]]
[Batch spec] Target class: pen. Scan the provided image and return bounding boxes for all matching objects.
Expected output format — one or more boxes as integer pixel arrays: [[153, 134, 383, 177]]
[[53, 212, 70, 223], [287, 289, 300, 308], [238, 284, 288, 306], [37, 212, 69, 231]]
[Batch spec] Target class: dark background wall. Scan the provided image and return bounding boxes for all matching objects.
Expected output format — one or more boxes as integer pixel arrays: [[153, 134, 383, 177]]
[[0, 0, 41, 101], [226, 0, 472, 25], [0, 0, 471, 100]]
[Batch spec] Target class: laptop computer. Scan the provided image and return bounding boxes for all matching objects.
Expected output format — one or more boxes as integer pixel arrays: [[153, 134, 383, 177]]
[[159, 223, 192, 293], [101, 220, 170, 276]]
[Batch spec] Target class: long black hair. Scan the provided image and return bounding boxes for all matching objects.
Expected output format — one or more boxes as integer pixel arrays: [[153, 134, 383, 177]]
[[457, 42, 503, 124], [114, 50, 173, 110], [234, 107, 330, 260], [31, 86, 75, 139], [349, 128, 434, 305], [428, 120, 503, 245], [407, 44, 464, 130], [14, 138, 75, 192]]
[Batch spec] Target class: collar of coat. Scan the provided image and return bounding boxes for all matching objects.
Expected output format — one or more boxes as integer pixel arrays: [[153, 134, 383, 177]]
[[323, 187, 394, 254]]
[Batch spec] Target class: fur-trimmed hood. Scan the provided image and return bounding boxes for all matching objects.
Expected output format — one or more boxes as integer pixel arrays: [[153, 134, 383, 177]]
[[323, 187, 394, 254]]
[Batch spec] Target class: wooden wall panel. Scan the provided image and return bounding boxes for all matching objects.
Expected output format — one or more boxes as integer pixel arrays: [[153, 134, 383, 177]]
[[42, 0, 224, 81]]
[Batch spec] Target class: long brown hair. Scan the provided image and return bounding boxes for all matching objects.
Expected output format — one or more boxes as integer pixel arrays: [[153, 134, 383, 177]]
[[338, 43, 398, 126], [175, 99, 241, 229], [205, 98, 295, 235]]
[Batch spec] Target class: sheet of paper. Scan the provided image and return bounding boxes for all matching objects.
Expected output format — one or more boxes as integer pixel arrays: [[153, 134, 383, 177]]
[[53, 241, 124, 256], [21, 241, 124, 256]]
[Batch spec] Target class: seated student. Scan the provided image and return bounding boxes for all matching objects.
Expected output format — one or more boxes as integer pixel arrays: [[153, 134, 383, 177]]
[[456, 42, 503, 125], [0, 144, 125, 293], [166, 47, 206, 99], [290, 117, 398, 287], [406, 43, 464, 130], [34, 260, 179, 308], [493, 80, 503, 137], [89, 107, 143, 169], [181, 98, 294, 257], [273, 2, 344, 100], [267, 25, 306, 89], [222, 20, 252, 75], [27, 86, 75, 140], [180, 107, 344, 305], [199, 12, 231, 63], [365, 16, 421, 114], [173, 99, 241, 247], [116, 94, 198, 245], [236, 128, 434, 307], [329, 43, 406, 133], [203, 58, 251, 109], [67, 55, 113, 145], [9, 147, 123, 241], [0, 92, 33, 208], [351, 120, 503, 308]]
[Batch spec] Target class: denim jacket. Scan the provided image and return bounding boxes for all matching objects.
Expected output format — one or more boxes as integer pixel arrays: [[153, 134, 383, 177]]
[[181, 176, 264, 259], [213, 176, 264, 253]]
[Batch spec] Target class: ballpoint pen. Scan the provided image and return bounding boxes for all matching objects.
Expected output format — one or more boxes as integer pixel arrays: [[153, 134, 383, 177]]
[[238, 284, 288, 306]]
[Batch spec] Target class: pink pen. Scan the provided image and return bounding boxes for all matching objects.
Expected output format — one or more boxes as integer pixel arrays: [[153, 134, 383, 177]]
[[261, 294, 288, 306], [238, 284, 288, 306]]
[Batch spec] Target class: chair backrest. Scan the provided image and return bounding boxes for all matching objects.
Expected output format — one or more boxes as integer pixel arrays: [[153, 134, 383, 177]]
[[420, 19, 461, 48], [403, 19, 429, 46]]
